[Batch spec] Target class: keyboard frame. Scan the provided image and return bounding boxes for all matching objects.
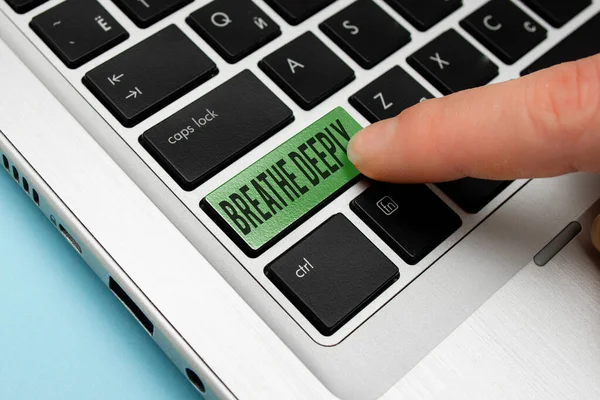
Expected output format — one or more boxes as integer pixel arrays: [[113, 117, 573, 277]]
[[2, 0, 599, 398]]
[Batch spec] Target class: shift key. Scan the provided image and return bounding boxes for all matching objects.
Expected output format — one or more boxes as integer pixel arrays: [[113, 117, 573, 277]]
[[140, 70, 294, 190], [202, 107, 362, 257]]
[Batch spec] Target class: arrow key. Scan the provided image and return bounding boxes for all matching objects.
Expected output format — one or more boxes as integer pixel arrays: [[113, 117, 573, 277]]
[[83, 25, 218, 127]]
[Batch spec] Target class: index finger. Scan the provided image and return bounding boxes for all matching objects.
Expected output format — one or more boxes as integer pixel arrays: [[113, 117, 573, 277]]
[[347, 54, 600, 183]]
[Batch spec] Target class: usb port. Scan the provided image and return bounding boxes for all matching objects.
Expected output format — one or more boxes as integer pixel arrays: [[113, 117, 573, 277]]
[[109, 277, 154, 335]]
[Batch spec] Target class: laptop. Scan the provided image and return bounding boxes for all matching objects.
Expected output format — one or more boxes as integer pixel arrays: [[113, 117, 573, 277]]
[[2, 0, 600, 398]]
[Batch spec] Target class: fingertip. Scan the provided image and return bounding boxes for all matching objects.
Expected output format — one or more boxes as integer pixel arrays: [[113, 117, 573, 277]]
[[347, 119, 396, 168], [347, 123, 378, 170]]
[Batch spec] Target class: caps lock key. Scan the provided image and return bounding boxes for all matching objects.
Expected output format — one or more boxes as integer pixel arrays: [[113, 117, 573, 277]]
[[140, 70, 294, 190]]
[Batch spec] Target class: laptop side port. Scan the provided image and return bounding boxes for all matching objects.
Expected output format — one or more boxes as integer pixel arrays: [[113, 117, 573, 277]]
[[32, 188, 40, 206], [0, 148, 222, 399], [22, 176, 30, 193], [58, 223, 82, 254], [108, 277, 154, 336], [185, 368, 207, 394]]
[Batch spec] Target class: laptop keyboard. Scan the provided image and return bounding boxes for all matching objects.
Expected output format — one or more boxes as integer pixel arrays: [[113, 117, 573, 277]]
[[5, 0, 599, 339]]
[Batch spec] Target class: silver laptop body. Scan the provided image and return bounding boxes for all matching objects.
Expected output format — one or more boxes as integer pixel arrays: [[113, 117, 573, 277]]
[[2, 1, 600, 399]]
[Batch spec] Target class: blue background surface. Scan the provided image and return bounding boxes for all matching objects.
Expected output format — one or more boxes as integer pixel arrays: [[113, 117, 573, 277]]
[[0, 169, 199, 399]]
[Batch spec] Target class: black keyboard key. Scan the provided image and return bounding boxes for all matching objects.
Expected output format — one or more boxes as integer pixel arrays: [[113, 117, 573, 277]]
[[320, 0, 411, 69], [140, 70, 294, 190], [30, 0, 128, 69], [408, 30, 499, 95], [437, 178, 511, 214], [351, 184, 461, 265], [521, 0, 591, 28], [112, 0, 192, 28], [266, 214, 399, 336], [385, 0, 462, 31], [264, 0, 335, 25], [523, 12, 600, 75], [187, 0, 281, 64], [6, 0, 47, 13], [461, 0, 547, 65], [83, 25, 218, 127], [349, 66, 433, 123], [259, 32, 354, 110]]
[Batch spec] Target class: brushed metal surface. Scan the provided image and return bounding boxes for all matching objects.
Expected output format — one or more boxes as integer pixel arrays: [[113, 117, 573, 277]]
[[384, 201, 600, 400]]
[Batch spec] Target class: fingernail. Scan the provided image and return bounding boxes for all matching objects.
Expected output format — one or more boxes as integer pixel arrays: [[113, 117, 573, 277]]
[[347, 135, 362, 166], [347, 121, 396, 167], [592, 215, 600, 252]]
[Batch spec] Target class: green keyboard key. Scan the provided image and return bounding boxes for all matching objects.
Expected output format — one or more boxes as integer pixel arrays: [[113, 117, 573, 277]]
[[202, 107, 362, 257]]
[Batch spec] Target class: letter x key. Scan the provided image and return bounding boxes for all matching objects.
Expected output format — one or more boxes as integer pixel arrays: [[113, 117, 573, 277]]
[[408, 29, 498, 94], [429, 52, 450, 69]]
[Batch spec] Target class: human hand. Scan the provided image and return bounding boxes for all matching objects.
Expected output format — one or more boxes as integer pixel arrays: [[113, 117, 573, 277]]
[[346, 54, 600, 249]]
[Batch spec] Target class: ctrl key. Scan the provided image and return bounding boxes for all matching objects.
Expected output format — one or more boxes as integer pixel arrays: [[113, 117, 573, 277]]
[[265, 214, 399, 336]]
